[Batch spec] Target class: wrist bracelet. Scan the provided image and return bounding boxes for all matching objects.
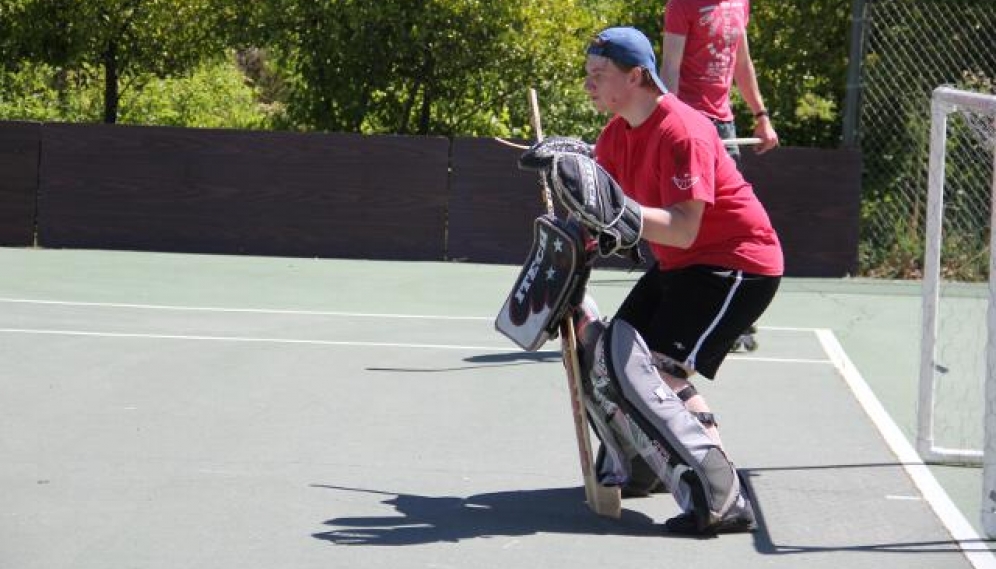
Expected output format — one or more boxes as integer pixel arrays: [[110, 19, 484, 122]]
[[754, 110, 769, 119]]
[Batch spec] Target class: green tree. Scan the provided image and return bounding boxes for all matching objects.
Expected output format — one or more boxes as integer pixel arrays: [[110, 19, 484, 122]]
[[550, 0, 850, 146], [746, 1, 850, 147], [257, 0, 611, 138], [0, 0, 854, 145], [0, 56, 275, 129], [117, 55, 275, 129], [0, 0, 240, 123], [493, 0, 851, 144]]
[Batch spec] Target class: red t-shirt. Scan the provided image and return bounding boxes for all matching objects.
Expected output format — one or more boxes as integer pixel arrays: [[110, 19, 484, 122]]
[[664, 0, 749, 121], [595, 95, 782, 275]]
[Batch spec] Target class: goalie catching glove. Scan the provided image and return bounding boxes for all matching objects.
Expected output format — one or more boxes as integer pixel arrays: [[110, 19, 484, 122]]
[[517, 136, 594, 169], [519, 144, 643, 257]]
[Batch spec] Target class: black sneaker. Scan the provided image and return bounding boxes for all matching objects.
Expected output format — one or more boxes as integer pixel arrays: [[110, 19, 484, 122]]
[[712, 495, 757, 533], [662, 512, 703, 535], [663, 497, 757, 535]]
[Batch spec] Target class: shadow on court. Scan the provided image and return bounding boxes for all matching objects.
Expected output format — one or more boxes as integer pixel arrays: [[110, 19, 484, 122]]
[[314, 469, 988, 555], [310, 485, 664, 545], [366, 350, 562, 373]]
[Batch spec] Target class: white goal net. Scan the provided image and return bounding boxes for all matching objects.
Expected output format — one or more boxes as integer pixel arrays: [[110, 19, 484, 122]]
[[915, 86, 996, 536]]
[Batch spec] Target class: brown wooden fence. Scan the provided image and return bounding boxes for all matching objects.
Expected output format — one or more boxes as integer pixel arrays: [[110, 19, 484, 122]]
[[0, 122, 41, 247], [36, 124, 450, 260], [746, 147, 862, 277], [0, 121, 860, 276]]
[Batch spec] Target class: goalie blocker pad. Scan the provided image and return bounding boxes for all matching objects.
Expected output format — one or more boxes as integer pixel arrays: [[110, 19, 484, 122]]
[[495, 215, 590, 351], [573, 301, 755, 533]]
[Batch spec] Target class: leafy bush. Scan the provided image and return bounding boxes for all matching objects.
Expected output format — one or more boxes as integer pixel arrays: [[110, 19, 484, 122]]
[[0, 54, 276, 129]]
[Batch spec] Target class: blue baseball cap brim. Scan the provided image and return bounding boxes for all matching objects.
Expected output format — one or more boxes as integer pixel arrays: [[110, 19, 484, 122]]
[[586, 27, 668, 95]]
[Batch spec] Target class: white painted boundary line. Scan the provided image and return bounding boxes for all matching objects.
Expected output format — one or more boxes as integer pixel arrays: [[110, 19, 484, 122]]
[[0, 299, 834, 365], [0, 299, 832, 364], [0, 298, 491, 321], [726, 355, 832, 365], [0, 298, 851, 334], [816, 328, 996, 569], [0, 327, 829, 366], [0, 328, 509, 352]]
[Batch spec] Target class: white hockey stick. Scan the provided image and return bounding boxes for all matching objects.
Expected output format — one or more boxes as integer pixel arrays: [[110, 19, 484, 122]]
[[723, 137, 763, 147], [499, 136, 760, 150]]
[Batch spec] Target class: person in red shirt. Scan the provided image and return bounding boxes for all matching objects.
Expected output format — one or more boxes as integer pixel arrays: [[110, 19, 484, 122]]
[[662, 1, 777, 353], [661, 0, 779, 165], [583, 26, 782, 502]]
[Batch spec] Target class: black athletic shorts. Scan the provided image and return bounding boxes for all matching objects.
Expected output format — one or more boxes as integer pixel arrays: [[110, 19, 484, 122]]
[[614, 263, 781, 379]]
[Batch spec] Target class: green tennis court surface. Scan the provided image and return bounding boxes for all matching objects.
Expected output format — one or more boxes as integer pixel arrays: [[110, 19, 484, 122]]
[[1, 247, 993, 569]]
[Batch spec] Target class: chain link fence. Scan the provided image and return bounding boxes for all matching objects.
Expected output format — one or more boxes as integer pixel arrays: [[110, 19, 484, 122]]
[[857, 0, 996, 279]]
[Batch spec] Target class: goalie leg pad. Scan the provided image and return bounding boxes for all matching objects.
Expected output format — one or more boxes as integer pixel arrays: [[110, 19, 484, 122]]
[[576, 315, 753, 533]]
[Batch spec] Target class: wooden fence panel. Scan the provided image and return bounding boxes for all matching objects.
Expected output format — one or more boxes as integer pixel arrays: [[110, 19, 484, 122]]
[[0, 122, 40, 246], [37, 124, 450, 261], [744, 147, 862, 277], [20, 120, 860, 276], [448, 137, 548, 264], [447, 137, 647, 270]]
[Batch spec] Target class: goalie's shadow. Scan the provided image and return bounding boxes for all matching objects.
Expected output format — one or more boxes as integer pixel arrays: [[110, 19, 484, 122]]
[[311, 485, 662, 545]]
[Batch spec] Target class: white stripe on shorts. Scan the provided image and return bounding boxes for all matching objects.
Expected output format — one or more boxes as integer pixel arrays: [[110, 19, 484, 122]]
[[685, 269, 744, 371]]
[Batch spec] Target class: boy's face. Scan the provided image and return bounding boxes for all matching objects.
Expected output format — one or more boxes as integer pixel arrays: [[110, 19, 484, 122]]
[[583, 55, 637, 114]]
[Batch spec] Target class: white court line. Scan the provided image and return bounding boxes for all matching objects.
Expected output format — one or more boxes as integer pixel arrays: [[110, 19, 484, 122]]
[[755, 325, 827, 333], [0, 328, 509, 352], [0, 327, 830, 366], [726, 355, 832, 365], [0, 298, 831, 364], [817, 328, 996, 569], [0, 297, 492, 321], [0, 298, 836, 334]]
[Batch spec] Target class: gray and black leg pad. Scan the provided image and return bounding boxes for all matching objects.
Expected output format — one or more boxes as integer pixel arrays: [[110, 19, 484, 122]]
[[573, 306, 754, 533]]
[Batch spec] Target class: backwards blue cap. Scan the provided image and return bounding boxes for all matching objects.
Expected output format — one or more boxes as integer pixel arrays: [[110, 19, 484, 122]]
[[586, 27, 668, 95]]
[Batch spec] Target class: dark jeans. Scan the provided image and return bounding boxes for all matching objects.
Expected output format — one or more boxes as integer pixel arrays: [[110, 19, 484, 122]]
[[712, 119, 742, 171]]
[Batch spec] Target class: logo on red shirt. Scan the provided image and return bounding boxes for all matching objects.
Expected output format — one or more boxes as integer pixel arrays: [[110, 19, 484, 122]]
[[672, 173, 700, 191]]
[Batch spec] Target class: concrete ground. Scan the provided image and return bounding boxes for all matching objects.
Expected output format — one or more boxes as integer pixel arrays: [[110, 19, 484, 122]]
[[1, 247, 993, 569]]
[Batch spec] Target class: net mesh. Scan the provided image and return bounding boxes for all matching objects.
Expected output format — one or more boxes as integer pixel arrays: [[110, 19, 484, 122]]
[[858, 0, 996, 278], [963, 110, 996, 152]]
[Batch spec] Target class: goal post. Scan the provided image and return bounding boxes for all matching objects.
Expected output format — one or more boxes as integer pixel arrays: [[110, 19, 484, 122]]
[[915, 85, 996, 536], [917, 86, 996, 466]]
